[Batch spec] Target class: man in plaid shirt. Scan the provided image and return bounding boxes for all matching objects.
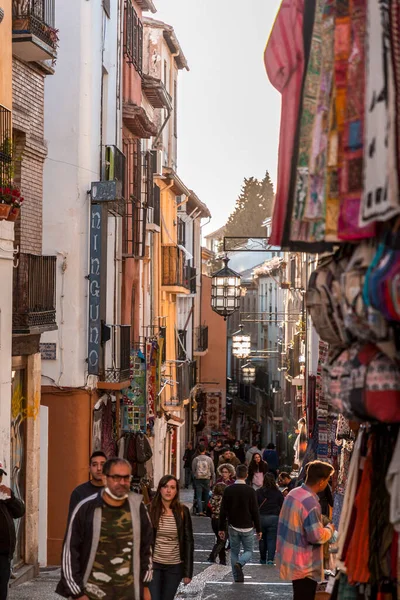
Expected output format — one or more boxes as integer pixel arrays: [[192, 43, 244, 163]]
[[276, 461, 335, 600]]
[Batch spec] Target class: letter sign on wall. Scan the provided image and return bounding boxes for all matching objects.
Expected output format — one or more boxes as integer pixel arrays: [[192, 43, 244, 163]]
[[88, 205, 103, 374]]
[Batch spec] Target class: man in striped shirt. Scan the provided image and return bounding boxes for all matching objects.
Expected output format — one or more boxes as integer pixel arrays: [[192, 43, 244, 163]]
[[276, 460, 335, 600]]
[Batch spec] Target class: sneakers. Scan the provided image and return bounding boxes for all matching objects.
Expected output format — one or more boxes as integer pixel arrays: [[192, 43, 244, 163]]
[[260, 559, 267, 565], [220, 559, 227, 566], [267, 560, 275, 566], [207, 556, 216, 563], [233, 562, 244, 583]]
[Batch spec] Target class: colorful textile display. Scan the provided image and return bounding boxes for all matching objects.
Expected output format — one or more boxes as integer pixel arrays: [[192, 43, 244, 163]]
[[266, 0, 400, 249]]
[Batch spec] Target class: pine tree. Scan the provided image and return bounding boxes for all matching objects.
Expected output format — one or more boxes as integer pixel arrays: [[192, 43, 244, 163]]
[[224, 172, 274, 238]]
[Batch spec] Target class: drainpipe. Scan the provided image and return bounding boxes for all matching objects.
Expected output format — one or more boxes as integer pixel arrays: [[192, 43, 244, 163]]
[[168, 51, 180, 168]]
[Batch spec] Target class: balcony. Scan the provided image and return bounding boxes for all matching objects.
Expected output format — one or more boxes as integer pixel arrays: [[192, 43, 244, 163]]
[[0, 106, 12, 189], [162, 245, 190, 294], [12, 0, 57, 63], [99, 325, 131, 387], [13, 254, 57, 334], [177, 361, 196, 404], [90, 145, 126, 216], [194, 325, 208, 356]]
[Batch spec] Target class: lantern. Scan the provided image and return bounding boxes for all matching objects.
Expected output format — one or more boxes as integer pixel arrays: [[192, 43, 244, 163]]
[[232, 334, 251, 358], [211, 256, 241, 320], [242, 364, 256, 384]]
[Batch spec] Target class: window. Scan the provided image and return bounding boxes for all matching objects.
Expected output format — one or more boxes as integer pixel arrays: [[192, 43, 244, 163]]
[[173, 80, 178, 137], [164, 61, 168, 86], [124, 0, 143, 74]]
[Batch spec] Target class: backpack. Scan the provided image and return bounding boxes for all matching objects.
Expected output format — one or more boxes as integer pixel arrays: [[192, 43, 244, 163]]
[[195, 456, 211, 479], [306, 250, 350, 348]]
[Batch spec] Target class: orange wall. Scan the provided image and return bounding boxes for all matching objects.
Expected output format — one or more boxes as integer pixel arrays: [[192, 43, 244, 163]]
[[200, 275, 227, 397], [0, 0, 12, 109], [41, 387, 96, 565]]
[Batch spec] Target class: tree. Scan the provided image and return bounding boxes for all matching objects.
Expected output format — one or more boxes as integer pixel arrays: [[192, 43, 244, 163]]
[[224, 172, 274, 238]]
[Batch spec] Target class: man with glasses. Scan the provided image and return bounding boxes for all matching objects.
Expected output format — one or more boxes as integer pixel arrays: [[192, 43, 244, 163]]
[[67, 451, 107, 520], [57, 458, 153, 600]]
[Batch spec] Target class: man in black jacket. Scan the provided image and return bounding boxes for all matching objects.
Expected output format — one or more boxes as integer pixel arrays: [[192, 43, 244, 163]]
[[57, 458, 153, 600], [0, 461, 25, 600], [219, 464, 261, 583], [67, 451, 107, 521]]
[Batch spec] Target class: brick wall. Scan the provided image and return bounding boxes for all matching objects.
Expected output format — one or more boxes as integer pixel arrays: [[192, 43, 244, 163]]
[[12, 58, 48, 255]]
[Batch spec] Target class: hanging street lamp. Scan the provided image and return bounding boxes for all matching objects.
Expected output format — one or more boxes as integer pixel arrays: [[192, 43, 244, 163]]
[[242, 363, 256, 385], [232, 323, 251, 359], [211, 256, 241, 320]]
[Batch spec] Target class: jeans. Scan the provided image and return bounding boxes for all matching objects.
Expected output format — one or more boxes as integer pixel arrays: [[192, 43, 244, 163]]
[[194, 479, 210, 513], [184, 467, 193, 488], [209, 518, 226, 563], [149, 562, 183, 600], [229, 526, 254, 573], [259, 514, 279, 562], [292, 578, 318, 600], [0, 554, 10, 600]]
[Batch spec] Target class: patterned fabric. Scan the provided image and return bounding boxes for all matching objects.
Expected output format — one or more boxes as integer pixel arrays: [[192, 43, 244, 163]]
[[361, 0, 400, 226], [304, 0, 336, 235], [338, 0, 375, 241], [210, 493, 223, 520], [276, 483, 332, 581], [264, 0, 306, 247], [290, 0, 325, 242], [153, 514, 181, 565], [86, 501, 134, 600]]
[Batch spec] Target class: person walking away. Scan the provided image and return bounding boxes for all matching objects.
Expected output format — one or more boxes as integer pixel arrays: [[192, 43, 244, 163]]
[[192, 444, 215, 516], [219, 465, 262, 583], [263, 443, 279, 477], [213, 439, 225, 470], [245, 442, 260, 465], [207, 483, 227, 565], [67, 451, 107, 520], [233, 440, 246, 464], [149, 475, 194, 600], [247, 453, 268, 490], [257, 473, 284, 565], [276, 460, 335, 600], [182, 442, 195, 489], [217, 448, 240, 469], [216, 463, 235, 486], [0, 462, 25, 600], [57, 458, 153, 600]]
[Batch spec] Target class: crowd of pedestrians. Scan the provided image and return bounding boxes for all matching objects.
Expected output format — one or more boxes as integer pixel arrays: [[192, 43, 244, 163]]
[[0, 439, 335, 600], [183, 438, 336, 599]]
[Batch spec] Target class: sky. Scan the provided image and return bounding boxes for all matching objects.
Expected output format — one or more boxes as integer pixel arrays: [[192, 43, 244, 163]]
[[154, 0, 282, 236]]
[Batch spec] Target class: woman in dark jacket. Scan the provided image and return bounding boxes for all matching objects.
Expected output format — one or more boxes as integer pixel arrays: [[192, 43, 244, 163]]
[[149, 475, 194, 600], [256, 473, 284, 564], [247, 452, 269, 490]]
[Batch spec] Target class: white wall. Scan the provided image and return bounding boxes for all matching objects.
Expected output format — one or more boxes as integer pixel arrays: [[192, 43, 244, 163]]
[[41, 0, 122, 387], [0, 222, 14, 480]]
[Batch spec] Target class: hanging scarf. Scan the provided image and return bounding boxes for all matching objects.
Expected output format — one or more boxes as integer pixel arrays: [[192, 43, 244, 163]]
[[361, 0, 400, 227]]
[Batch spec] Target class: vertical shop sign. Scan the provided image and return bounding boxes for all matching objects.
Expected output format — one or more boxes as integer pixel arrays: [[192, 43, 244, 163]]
[[88, 205, 102, 374]]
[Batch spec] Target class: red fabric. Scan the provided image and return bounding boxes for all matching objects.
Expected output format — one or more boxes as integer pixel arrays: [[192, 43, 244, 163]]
[[345, 438, 373, 584], [264, 0, 305, 247]]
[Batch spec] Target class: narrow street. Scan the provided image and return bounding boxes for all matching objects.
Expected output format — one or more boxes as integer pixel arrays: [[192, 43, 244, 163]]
[[9, 490, 292, 600]]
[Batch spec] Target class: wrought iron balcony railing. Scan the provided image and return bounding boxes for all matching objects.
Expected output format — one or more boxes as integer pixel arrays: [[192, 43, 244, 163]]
[[13, 254, 57, 333], [124, 0, 143, 74], [177, 361, 197, 404], [0, 106, 12, 189], [195, 325, 209, 353], [101, 324, 131, 384], [12, 0, 57, 62], [162, 245, 186, 288]]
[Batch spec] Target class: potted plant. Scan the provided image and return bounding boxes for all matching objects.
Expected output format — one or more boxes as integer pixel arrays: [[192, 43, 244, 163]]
[[0, 185, 24, 221]]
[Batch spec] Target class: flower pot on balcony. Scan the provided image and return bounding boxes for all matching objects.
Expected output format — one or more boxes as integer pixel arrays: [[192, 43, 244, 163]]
[[0, 204, 11, 220], [7, 207, 20, 222]]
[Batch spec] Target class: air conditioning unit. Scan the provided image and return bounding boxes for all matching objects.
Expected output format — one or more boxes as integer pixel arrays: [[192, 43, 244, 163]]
[[151, 150, 163, 177]]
